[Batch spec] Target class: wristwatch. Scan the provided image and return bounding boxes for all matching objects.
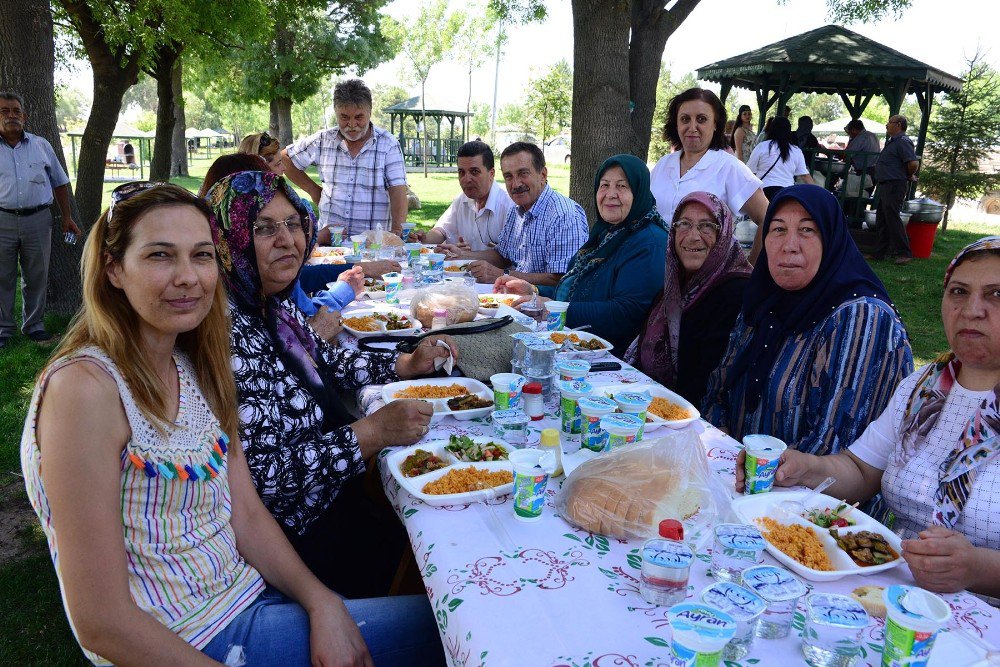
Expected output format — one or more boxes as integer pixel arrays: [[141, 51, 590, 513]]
[[503, 268, 510, 275]]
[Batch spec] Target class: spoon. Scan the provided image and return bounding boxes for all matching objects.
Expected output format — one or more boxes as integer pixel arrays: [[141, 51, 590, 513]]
[[777, 476, 836, 519]]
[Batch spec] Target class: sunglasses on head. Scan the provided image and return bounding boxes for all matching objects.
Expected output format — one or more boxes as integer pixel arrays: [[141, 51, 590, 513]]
[[259, 133, 274, 148], [107, 181, 166, 222]]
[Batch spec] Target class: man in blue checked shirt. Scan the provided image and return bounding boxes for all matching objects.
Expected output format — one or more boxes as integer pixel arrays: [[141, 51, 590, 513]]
[[0, 92, 81, 349], [467, 142, 588, 287]]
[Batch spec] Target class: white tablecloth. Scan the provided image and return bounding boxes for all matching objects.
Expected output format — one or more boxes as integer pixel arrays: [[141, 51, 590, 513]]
[[341, 291, 998, 667]]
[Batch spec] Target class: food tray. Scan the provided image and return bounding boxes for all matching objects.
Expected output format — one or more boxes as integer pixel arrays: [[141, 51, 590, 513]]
[[381, 377, 493, 421], [545, 330, 614, 358], [599, 383, 700, 430], [479, 293, 520, 315], [341, 308, 418, 338], [307, 246, 348, 265], [731, 490, 904, 582], [386, 440, 514, 507]]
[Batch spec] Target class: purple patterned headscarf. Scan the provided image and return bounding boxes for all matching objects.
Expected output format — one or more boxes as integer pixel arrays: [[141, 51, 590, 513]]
[[206, 171, 327, 404], [627, 191, 752, 388]]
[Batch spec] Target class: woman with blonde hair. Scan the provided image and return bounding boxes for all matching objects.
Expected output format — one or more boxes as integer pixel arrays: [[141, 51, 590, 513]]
[[21, 181, 441, 665], [239, 132, 284, 175]]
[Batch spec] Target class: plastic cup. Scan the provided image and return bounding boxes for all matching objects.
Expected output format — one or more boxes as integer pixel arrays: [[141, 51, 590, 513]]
[[881, 586, 950, 667], [701, 582, 767, 661], [743, 434, 788, 494], [577, 396, 618, 452], [491, 373, 526, 409], [613, 391, 653, 440], [600, 413, 643, 451], [802, 593, 869, 667], [558, 379, 593, 435], [404, 242, 422, 263], [641, 538, 693, 607], [401, 222, 416, 243], [491, 408, 530, 447], [555, 359, 590, 382], [710, 524, 766, 583], [330, 225, 345, 246], [426, 252, 445, 273], [351, 234, 366, 255], [544, 301, 569, 331], [510, 449, 553, 521], [667, 603, 737, 667], [740, 565, 807, 639], [383, 272, 402, 305]]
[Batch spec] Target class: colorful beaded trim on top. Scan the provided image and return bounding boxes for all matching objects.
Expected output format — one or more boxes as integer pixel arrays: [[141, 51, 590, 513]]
[[126, 432, 229, 482]]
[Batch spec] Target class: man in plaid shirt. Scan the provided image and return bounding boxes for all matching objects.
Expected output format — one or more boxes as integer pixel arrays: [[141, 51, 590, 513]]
[[467, 142, 588, 288], [282, 79, 408, 243]]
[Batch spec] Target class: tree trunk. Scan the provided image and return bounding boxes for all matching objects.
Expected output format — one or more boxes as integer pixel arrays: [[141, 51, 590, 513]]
[[149, 42, 181, 182], [269, 99, 280, 137], [569, 0, 633, 222], [569, 0, 703, 219], [170, 56, 188, 177], [60, 0, 142, 241], [1, 0, 84, 315], [421, 80, 429, 178], [273, 97, 293, 146]]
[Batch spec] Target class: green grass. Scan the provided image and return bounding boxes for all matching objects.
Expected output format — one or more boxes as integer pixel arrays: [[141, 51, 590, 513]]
[[0, 154, 993, 661]]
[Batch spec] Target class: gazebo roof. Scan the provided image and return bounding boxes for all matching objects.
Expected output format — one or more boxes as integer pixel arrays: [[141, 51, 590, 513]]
[[697, 25, 962, 96], [384, 95, 472, 117]]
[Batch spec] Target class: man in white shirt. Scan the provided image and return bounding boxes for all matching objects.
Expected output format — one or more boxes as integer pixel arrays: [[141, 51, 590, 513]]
[[417, 141, 513, 257]]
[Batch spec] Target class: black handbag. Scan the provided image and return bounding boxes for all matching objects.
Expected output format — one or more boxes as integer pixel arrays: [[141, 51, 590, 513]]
[[357, 316, 532, 383]]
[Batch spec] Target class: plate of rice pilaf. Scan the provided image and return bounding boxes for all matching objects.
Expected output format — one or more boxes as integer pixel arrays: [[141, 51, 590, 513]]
[[732, 490, 903, 581], [381, 377, 494, 421], [600, 384, 700, 430], [386, 441, 515, 506]]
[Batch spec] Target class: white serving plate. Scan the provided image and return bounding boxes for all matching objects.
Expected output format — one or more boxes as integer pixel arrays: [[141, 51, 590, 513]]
[[545, 330, 614, 358], [731, 490, 904, 582], [599, 383, 700, 430], [382, 377, 494, 421], [341, 307, 418, 338], [478, 293, 521, 315], [387, 440, 514, 507]]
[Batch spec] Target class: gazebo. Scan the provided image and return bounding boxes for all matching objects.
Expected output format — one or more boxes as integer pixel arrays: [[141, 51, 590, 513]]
[[384, 95, 472, 168], [66, 120, 154, 181], [697, 25, 962, 158]]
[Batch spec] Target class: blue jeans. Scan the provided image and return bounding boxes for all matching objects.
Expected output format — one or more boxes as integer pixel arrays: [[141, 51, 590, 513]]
[[202, 587, 444, 666]]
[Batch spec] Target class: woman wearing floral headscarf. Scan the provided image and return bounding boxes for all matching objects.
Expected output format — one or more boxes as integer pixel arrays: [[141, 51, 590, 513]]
[[625, 191, 752, 406], [207, 170, 456, 603], [737, 237, 1000, 605]]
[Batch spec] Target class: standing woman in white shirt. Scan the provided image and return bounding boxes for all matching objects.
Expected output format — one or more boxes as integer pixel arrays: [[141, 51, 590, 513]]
[[745, 116, 814, 201], [649, 88, 770, 263], [736, 237, 1000, 606]]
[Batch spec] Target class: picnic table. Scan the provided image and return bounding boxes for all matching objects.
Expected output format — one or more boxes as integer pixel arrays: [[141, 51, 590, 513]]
[[340, 276, 999, 667]]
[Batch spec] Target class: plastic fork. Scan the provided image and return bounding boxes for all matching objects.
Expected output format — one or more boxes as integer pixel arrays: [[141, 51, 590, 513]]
[[777, 476, 836, 519]]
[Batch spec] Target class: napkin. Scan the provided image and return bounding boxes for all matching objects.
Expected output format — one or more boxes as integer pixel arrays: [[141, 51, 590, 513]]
[[433, 339, 454, 375]]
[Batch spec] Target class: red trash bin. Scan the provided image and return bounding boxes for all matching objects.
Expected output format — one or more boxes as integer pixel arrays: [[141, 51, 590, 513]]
[[906, 222, 938, 259]]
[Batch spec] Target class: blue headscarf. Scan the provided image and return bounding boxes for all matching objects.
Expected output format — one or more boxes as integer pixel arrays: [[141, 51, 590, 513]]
[[726, 184, 893, 410], [555, 154, 667, 301]]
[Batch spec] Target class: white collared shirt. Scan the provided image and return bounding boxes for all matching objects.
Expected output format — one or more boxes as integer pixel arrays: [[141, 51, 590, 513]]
[[649, 148, 761, 222], [432, 181, 514, 251]]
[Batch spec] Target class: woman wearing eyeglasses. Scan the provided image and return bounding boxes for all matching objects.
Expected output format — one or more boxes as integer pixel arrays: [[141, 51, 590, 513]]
[[206, 171, 455, 605], [21, 182, 443, 665], [494, 154, 669, 354], [624, 191, 752, 406], [703, 184, 913, 460], [239, 132, 285, 176]]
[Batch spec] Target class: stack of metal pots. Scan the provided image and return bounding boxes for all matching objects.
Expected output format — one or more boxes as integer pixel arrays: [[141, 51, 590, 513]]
[[903, 198, 946, 224]]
